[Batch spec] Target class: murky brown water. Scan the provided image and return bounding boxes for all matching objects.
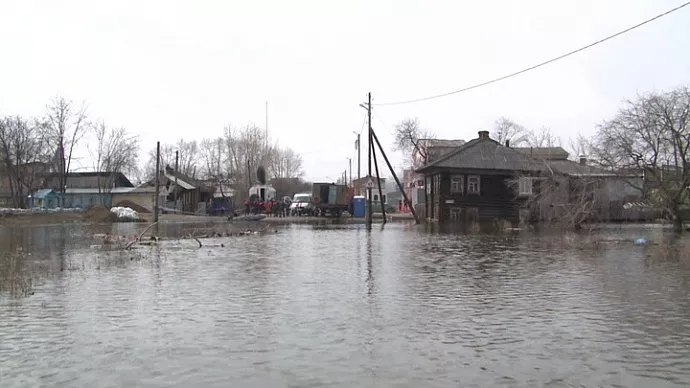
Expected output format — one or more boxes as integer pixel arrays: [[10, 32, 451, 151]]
[[1, 221, 690, 387]]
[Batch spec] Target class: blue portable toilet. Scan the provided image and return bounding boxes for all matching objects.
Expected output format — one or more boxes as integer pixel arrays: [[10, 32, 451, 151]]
[[352, 195, 366, 217]]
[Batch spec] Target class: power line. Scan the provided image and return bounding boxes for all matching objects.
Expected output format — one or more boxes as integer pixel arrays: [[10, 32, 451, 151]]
[[358, 111, 367, 135], [376, 1, 690, 106]]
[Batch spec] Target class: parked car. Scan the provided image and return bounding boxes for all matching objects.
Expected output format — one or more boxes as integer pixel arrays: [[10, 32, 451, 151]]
[[290, 193, 313, 216]]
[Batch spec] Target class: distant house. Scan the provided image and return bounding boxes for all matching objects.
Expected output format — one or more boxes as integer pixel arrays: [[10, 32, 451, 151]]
[[42, 171, 134, 191], [143, 166, 216, 214], [42, 172, 136, 209], [415, 130, 643, 224], [29, 189, 59, 209], [352, 175, 387, 203], [405, 139, 466, 207]]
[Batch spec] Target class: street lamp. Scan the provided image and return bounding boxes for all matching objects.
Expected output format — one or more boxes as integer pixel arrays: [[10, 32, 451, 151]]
[[346, 157, 352, 186], [352, 131, 361, 181]]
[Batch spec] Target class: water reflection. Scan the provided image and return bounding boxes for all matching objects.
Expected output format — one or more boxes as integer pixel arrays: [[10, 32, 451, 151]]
[[0, 222, 689, 387]]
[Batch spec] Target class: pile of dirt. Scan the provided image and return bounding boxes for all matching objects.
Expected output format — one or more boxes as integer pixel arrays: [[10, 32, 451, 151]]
[[83, 205, 117, 224], [114, 200, 151, 214]]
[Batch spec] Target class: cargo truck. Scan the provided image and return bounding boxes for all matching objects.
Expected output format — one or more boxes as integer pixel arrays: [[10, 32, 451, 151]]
[[311, 182, 350, 217]]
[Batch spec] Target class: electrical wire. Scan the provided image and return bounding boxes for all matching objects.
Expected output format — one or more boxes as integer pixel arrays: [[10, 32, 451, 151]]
[[375, 1, 690, 106], [358, 110, 367, 135]]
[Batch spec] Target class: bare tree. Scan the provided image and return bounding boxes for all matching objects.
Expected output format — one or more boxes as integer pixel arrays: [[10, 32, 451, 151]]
[[509, 171, 600, 231], [88, 121, 139, 199], [143, 139, 199, 180], [200, 136, 232, 199], [176, 139, 199, 177], [268, 144, 304, 179], [43, 96, 89, 193], [392, 118, 435, 166], [493, 117, 528, 146], [568, 133, 592, 161], [526, 127, 562, 148], [592, 87, 690, 232], [0, 116, 49, 208], [224, 123, 271, 192]]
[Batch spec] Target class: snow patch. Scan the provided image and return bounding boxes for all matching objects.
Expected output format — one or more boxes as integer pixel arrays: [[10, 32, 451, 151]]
[[110, 207, 140, 221]]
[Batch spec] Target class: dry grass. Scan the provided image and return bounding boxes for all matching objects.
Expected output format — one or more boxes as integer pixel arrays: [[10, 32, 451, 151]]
[[0, 251, 33, 297]]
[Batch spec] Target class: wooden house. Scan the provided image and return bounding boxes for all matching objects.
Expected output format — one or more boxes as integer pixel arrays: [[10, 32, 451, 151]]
[[415, 131, 644, 224], [405, 139, 466, 206], [415, 131, 544, 223], [150, 166, 215, 214]]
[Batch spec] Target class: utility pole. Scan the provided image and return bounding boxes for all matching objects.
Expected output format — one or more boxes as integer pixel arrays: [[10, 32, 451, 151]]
[[356, 132, 361, 180], [174, 150, 179, 211], [265, 101, 269, 149], [153, 141, 160, 222], [366, 92, 373, 227], [346, 157, 352, 186]]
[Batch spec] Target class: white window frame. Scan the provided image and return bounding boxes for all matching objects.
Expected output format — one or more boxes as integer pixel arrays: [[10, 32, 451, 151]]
[[450, 175, 464, 194], [467, 175, 481, 195], [518, 177, 533, 196], [450, 207, 461, 220]]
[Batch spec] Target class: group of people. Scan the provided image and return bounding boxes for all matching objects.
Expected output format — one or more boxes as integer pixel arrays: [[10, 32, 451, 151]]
[[243, 195, 292, 217]]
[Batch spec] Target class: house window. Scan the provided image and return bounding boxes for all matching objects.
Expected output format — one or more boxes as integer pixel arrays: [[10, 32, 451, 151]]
[[450, 207, 461, 221], [518, 177, 533, 196], [451, 175, 464, 194], [467, 175, 480, 195], [373, 194, 379, 201]]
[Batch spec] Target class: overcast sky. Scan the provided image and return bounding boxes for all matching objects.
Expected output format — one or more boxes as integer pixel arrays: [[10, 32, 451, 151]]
[[1, 0, 689, 183]]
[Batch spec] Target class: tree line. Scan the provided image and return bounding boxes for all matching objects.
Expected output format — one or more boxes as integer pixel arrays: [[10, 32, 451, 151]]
[[142, 123, 305, 199], [393, 86, 690, 232], [0, 96, 305, 208]]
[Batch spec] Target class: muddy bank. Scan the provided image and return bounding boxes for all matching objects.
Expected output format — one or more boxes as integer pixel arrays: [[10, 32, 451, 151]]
[[0, 205, 143, 225], [0, 209, 417, 226], [0, 211, 86, 225]]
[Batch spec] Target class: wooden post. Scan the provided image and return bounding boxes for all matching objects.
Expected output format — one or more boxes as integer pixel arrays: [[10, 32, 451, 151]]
[[153, 141, 160, 222], [366, 92, 373, 227], [371, 137, 387, 223], [174, 150, 179, 212], [371, 128, 420, 224]]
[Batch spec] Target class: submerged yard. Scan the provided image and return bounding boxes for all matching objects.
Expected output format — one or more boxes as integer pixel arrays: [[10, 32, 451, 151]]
[[1, 221, 689, 387]]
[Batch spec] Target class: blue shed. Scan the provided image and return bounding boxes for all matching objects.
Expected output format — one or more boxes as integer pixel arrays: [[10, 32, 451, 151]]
[[352, 195, 366, 217], [30, 189, 60, 209]]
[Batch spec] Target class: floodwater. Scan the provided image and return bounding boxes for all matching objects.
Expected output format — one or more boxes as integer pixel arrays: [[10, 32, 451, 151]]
[[1, 221, 690, 387]]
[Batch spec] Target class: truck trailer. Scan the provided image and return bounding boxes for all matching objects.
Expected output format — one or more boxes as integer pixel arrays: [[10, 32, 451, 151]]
[[311, 182, 349, 217]]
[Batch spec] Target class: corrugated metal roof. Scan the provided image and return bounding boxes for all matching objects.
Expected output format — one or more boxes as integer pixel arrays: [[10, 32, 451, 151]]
[[417, 137, 545, 173], [514, 147, 570, 160], [33, 189, 56, 198], [164, 173, 196, 190], [64, 187, 136, 194], [416, 138, 633, 178]]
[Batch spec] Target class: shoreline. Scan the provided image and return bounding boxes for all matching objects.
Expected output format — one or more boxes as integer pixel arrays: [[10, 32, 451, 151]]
[[0, 210, 417, 226], [2, 210, 685, 230]]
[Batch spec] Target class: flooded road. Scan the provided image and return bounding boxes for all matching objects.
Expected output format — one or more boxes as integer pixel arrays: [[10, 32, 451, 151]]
[[1, 222, 690, 387]]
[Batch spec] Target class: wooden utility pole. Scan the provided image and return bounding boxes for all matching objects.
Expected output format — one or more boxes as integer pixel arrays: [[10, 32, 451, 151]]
[[153, 141, 161, 222], [356, 133, 361, 180], [174, 150, 179, 211], [347, 157, 352, 186], [371, 128, 420, 224], [366, 92, 373, 227]]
